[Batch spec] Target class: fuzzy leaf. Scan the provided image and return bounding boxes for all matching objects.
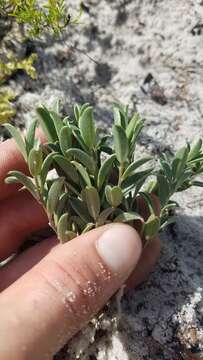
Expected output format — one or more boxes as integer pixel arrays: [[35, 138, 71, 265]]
[[74, 104, 80, 122], [28, 148, 43, 177], [57, 214, 76, 243], [105, 185, 123, 207], [97, 207, 115, 226], [113, 125, 129, 163], [72, 161, 91, 187], [121, 169, 153, 191], [41, 152, 56, 185], [122, 156, 152, 181], [172, 146, 189, 179], [126, 113, 140, 141], [3, 123, 27, 160], [66, 148, 96, 174], [25, 120, 37, 155], [138, 192, 156, 215], [82, 223, 94, 234], [157, 174, 170, 207], [47, 177, 65, 215], [71, 127, 89, 152], [59, 125, 72, 155], [69, 198, 92, 223], [37, 106, 58, 142], [78, 106, 96, 149], [5, 170, 37, 198], [97, 154, 116, 189], [55, 192, 69, 219], [143, 214, 160, 239], [188, 139, 202, 161], [83, 186, 100, 220], [50, 111, 64, 136], [160, 160, 172, 183], [114, 211, 143, 223], [113, 106, 127, 128], [54, 155, 79, 184]]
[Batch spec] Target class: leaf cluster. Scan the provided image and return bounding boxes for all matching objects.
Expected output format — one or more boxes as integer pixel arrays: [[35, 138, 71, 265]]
[[4, 101, 203, 243], [0, 0, 81, 38], [0, 52, 37, 83], [0, 87, 16, 123]]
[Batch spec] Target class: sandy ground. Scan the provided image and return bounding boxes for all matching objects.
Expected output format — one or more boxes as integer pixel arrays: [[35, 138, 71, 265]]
[[1, 0, 203, 359]]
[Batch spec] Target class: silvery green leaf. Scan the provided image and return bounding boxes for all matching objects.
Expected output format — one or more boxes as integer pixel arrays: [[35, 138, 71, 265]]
[[113, 125, 129, 163], [66, 148, 96, 174], [47, 177, 65, 215], [50, 111, 64, 137], [78, 106, 96, 149], [97, 207, 115, 226], [69, 198, 92, 223], [25, 120, 37, 154], [72, 161, 91, 187], [105, 185, 123, 207], [174, 170, 192, 191], [114, 211, 143, 223], [121, 169, 153, 191], [37, 106, 58, 142], [57, 214, 76, 243], [55, 192, 69, 219], [71, 127, 89, 152], [5, 171, 37, 199], [160, 160, 172, 183], [28, 148, 43, 177], [74, 104, 80, 122], [80, 103, 90, 115], [54, 155, 79, 184], [138, 192, 155, 215], [187, 156, 203, 166], [3, 123, 27, 160], [83, 186, 100, 220], [52, 98, 61, 114], [4, 176, 19, 184], [59, 126, 72, 155], [113, 103, 128, 128], [126, 113, 142, 141], [172, 146, 189, 179], [122, 156, 152, 181], [97, 154, 116, 189], [41, 152, 56, 185], [157, 174, 170, 207], [82, 223, 94, 234], [188, 139, 202, 161], [143, 214, 160, 240]]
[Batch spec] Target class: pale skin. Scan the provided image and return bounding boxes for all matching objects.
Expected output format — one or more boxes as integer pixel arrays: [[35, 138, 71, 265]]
[[0, 137, 160, 359]]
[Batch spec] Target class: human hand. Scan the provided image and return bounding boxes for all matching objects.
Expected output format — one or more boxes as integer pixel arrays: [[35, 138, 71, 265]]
[[0, 137, 160, 359]]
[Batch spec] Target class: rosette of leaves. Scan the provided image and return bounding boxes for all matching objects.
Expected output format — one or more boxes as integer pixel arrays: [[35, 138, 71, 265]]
[[3, 102, 203, 244]]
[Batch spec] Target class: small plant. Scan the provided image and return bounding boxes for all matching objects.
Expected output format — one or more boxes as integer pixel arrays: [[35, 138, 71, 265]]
[[0, 87, 16, 123], [0, 51, 37, 83], [3, 102, 203, 243], [0, 0, 81, 38]]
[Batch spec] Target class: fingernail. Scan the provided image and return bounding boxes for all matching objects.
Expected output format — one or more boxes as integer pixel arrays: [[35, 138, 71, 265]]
[[96, 224, 142, 275]]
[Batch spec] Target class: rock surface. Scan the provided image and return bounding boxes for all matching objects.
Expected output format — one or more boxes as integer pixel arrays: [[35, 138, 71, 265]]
[[1, 0, 203, 359]]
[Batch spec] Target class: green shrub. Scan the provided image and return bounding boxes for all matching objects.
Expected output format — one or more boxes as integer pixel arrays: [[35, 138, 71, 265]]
[[4, 102, 203, 243]]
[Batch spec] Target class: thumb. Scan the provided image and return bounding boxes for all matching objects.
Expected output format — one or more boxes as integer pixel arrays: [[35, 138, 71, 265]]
[[0, 223, 142, 360]]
